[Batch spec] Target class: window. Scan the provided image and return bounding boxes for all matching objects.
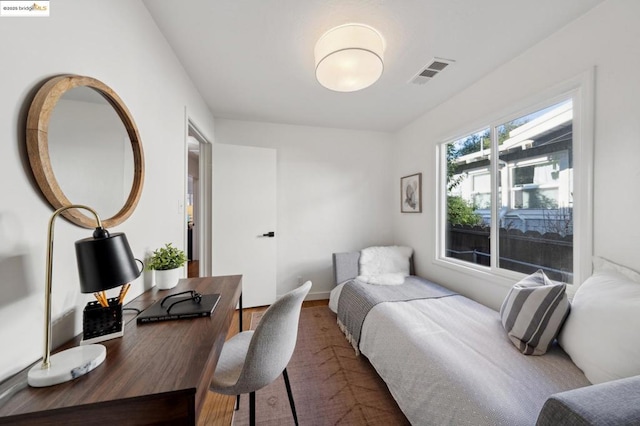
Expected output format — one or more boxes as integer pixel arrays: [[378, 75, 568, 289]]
[[471, 172, 491, 209], [438, 80, 593, 286]]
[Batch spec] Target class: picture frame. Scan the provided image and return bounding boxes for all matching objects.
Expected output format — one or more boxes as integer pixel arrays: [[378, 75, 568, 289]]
[[401, 173, 422, 213]]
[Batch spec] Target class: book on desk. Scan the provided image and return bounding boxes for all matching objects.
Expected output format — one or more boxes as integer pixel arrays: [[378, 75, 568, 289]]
[[137, 291, 220, 323]]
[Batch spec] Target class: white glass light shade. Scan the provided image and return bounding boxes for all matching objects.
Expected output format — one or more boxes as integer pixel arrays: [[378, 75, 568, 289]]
[[314, 24, 384, 92]]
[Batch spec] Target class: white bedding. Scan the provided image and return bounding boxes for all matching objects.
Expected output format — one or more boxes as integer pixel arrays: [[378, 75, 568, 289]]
[[328, 281, 344, 313], [347, 295, 590, 425]]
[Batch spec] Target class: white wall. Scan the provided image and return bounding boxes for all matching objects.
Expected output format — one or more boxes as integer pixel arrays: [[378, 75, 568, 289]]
[[0, 0, 215, 381], [213, 119, 395, 299], [393, 0, 640, 310]]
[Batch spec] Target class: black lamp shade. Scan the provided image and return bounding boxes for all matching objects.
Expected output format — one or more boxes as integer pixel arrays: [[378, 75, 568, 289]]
[[75, 231, 141, 293]]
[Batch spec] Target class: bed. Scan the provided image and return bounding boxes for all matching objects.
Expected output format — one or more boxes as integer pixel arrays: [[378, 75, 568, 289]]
[[329, 247, 592, 425]]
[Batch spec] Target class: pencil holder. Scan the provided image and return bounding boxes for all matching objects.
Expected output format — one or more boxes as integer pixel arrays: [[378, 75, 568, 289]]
[[81, 297, 124, 345]]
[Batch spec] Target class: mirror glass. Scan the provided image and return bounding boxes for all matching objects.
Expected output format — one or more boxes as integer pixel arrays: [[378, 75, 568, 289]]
[[27, 74, 144, 228], [48, 87, 134, 219]]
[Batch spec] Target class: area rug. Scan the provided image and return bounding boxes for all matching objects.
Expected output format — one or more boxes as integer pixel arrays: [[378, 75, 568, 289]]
[[232, 306, 409, 425]]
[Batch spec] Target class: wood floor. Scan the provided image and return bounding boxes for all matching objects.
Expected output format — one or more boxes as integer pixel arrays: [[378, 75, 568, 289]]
[[197, 299, 329, 426], [188, 260, 199, 278]]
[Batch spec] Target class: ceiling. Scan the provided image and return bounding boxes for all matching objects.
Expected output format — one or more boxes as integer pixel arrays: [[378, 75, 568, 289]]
[[143, 0, 603, 133]]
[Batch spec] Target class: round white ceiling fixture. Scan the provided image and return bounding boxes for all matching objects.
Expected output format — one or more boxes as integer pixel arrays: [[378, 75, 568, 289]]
[[314, 23, 385, 93]]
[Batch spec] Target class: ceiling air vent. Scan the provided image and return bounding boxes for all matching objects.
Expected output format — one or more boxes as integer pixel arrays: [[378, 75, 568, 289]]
[[410, 57, 455, 85]]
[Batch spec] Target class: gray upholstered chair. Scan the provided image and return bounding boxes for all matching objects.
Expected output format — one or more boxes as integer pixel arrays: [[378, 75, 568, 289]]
[[210, 281, 312, 426]]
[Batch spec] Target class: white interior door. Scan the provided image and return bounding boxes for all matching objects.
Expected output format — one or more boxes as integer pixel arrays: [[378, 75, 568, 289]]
[[213, 143, 277, 308]]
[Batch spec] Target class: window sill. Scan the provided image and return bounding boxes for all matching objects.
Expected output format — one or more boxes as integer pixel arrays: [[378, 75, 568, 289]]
[[431, 255, 577, 292]]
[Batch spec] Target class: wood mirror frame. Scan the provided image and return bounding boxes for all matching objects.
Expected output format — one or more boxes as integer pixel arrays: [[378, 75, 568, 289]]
[[26, 75, 144, 228]]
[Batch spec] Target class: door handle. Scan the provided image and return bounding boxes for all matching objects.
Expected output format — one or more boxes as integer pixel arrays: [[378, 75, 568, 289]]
[[261, 231, 275, 238]]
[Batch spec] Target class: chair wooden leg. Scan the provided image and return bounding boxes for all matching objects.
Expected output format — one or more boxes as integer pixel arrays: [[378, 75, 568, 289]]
[[235, 394, 240, 411], [283, 368, 299, 426], [249, 391, 256, 426]]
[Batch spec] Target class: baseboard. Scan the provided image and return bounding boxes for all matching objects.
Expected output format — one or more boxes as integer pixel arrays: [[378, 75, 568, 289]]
[[274, 291, 330, 302], [304, 291, 330, 301]]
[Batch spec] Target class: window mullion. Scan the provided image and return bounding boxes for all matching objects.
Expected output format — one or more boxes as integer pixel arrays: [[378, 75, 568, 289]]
[[489, 126, 499, 270]]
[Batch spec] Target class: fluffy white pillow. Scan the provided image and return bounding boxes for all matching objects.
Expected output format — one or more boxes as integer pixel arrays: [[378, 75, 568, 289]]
[[558, 258, 640, 384], [357, 245, 413, 286], [356, 273, 406, 286]]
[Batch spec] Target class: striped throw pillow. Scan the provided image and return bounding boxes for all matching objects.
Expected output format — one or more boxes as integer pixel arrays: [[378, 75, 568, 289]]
[[500, 269, 570, 355]]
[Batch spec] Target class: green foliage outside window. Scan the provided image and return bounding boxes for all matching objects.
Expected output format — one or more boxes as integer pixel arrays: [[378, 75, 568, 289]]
[[447, 196, 483, 226], [446, 138, 483, 227]]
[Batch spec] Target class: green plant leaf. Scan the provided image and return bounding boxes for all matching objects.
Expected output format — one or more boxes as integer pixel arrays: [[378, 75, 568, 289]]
[[147, 243, 187, 270]]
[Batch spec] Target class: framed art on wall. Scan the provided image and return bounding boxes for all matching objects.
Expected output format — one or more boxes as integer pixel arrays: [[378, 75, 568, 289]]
[[401, 173, 422, 213]]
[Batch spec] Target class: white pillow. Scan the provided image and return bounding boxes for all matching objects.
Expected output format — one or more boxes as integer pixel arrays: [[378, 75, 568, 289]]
[[592, 256, 640, 283], [558, 261, 640, 384], [356, 273, 406, 286], [358, 245, 412, 277]]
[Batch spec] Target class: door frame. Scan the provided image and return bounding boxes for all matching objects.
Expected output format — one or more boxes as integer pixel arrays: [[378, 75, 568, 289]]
[[184, 113, 213, 277]]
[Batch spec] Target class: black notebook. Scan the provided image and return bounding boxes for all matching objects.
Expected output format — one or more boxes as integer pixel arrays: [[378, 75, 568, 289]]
[[137, 293, 220, 324]]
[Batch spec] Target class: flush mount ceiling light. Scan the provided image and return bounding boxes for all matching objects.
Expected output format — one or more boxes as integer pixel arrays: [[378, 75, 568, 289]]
[[314, 23, 385, 92]]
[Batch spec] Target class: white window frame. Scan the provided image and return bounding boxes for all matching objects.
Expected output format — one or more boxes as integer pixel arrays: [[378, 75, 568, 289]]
[[435, 69, 594, 292]]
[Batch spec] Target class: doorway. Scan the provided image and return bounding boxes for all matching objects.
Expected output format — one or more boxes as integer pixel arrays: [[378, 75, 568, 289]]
[[186, 120, 212, 278]]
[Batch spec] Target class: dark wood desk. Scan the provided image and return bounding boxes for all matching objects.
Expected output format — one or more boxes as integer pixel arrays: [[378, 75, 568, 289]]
[[0, 275, 242, 425]]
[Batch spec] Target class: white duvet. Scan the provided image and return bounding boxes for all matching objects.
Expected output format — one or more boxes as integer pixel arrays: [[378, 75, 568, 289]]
[[332, 292, 591, 425]]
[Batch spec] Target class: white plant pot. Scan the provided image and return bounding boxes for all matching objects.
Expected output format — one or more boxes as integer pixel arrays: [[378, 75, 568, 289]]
[[154, 268, 181, 290]]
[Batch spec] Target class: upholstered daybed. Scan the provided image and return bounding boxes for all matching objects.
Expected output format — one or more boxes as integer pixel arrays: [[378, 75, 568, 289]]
[[329, 247, 640, 425]]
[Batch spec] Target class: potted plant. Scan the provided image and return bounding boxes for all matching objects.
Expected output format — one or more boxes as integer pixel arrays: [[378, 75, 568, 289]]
[[147, 243, 187, 290]]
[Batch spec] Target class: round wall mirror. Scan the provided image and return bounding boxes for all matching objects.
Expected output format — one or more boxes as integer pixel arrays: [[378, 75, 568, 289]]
[[26, 75, 144, 228]]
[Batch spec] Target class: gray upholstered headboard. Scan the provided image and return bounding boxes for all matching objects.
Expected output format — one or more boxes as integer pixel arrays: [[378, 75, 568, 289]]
[[332, 252, 361, 285], [332, 251, 415, 286]]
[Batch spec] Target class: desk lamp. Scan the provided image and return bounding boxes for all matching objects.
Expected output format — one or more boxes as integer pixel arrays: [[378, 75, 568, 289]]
[[28, 204, 141, 387]]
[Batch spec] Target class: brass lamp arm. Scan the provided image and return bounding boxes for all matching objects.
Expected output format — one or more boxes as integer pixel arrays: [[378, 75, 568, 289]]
[[41, 204, 103, 370]]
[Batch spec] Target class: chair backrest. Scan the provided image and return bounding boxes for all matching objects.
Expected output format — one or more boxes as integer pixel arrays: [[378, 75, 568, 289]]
[[234, 281, 312, 392]]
